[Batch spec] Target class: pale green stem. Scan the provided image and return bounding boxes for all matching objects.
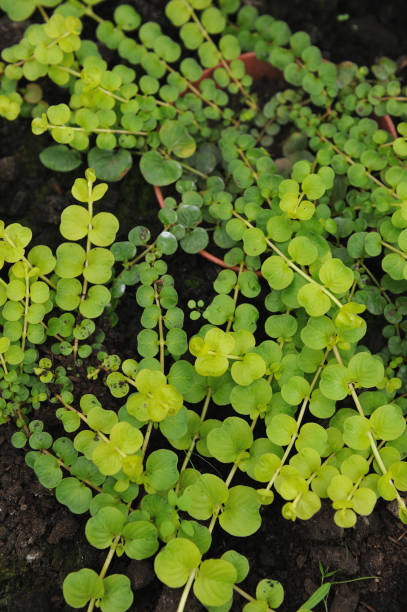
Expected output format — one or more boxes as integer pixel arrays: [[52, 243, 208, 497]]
[[21, 266, 30, 355], [125, 226, 169, 268], [69, 0, 103, 24], [127, 242, 155, 266], [55, 393, 120, 450], [41, 448, 102, 492], [233, 585, 274, 611], [177, 414, 257, 612], [318, 133, 397, 198], [237, 149, 271, 206], [57, 66, 130, 104], [359, 261, 393, 304], [266, 352, 328, 491], [222, 353, 243, 360], [332, 345, 407, 511], [233, 585, 255, 603], [57, 63, 182, 114], [2, 234, 56, 289], [12, 31, 72, 67], [154, 282, 166, 373], [142, 421, 153, 456], [0, 354, 8, 375], [233, 211, 343, 308], [122, 375, 138, 388], [36, 3, 48, 21], [226, 262, 243, 332], [208, 417, 257, 532], [73, 180, 93, 360], [381, 240, 407, 259], [159, 149, 209, 179], [292, 473, 318, 512], [184, 0, 259, 111], [162, 59, 224, 115], [87, 536, 121, 612], [176, 569, 197, 612], [46, 123, 147, 136], [176, 389, 212, 489]]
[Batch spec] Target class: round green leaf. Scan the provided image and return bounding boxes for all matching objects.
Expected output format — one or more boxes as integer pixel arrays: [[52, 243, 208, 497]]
[[100, 574, 134, 612], [256, 579, 284, 608], [347, 353, 384, 389], [193, 559, 237, 607], [122, 521, 159, 560], [40, 145, 81, 172], [219, 485, 261, 536], [154, 538, 201, 588], [320, 364, 349, 400], [370, 404, 406, 441], [297, 284, 331, 317], [88, 148, 133, 182], [319, 258, 354, 294], [178, 473, 229, 520], [145, 449, 179, 491], [261, 256, 294, 290], [140, 151, 182, 186], [63, 569, 104, 609], [56, 477, 92, 514], [85, 506, 126, 549], [207, 417, 253, 463], [343, 415, 371, 450]]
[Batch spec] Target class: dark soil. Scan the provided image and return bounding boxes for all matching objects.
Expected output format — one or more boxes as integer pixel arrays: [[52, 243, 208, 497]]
[[1, 1, 407, 611]]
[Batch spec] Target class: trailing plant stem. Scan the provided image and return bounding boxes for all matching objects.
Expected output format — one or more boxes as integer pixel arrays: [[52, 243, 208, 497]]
[[2, 234, 56, 289], [55, 394, 118, 449], [266, 352, 328, 492], [73, 180, 93, 360], [87, 536, 121, 612], [46, 123, 147, 136], [0, 353, 9, 375], [318, 133, 397, 197], [332, 346, 407, 510], [381, 241, 407, 259], [177, 416, 258, 612], [142, 421, 153, 456], [233, 585, 273, 611], [21, 268, 30, 355], [154, 282, 165, 372], [70, 0, 103, 24], [226, 262, 243, 332], [36, 3, 49, 22], [177, 388, 212, 487], [184, 0, 259, 111], [159, 149, 209, 179], [233, 212, 343, 308], [359, 261, 393, 304], [237, 148, 271, 205], [176, 569, 197, 612], [42, 448, 103, 492]]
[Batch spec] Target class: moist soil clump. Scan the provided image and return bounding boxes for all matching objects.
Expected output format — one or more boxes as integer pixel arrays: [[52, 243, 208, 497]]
[[1, 1, 407, 610]]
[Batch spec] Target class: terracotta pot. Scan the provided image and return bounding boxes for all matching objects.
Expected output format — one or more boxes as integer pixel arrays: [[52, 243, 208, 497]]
[[154, 52, 396, 271]]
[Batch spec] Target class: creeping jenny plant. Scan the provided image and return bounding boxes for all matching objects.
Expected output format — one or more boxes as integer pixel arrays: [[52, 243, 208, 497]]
[[1, 0, 407, 610]]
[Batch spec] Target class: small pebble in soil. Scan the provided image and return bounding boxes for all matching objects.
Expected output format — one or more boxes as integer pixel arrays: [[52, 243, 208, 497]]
[[25, 550, 42, 563]]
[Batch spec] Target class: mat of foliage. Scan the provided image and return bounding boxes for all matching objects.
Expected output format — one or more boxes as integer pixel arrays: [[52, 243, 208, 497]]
[[1, 319, 407, 612], [1, 0, 407, 611]]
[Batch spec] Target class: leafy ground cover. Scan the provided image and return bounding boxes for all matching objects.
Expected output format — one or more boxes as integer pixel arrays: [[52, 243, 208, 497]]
[[1, 1, 407, 611]]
